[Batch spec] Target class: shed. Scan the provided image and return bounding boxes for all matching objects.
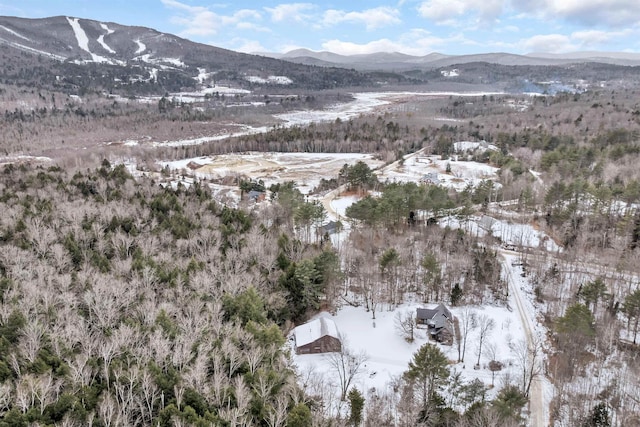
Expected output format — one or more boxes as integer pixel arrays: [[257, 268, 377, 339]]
[[247, 190, 266, 202], [293, 317, 342, 355], [319, 220, 340, 235]]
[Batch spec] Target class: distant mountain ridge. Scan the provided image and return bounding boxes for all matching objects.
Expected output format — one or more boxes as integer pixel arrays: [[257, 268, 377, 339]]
[[262, 49, 640, 71], [1, 14, 639, 97]]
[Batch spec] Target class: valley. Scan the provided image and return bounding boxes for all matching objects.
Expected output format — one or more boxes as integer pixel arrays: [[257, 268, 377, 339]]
[[1, 13, 640, 427]]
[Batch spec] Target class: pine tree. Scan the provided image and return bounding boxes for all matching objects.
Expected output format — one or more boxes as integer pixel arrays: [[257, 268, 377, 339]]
[[348, 388, 365, 426], [584, 402, 610, 427], [403, 343, 450, 412]]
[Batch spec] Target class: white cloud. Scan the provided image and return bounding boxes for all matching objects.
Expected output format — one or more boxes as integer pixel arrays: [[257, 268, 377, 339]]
[[264, 3, 315, 23], [570, 29, 621, 46], [161, 0, 263, 36], [513, 0, 640, 27], [521, 34, 575, 53], [321, 7, 402, 30], [321, 30, 470, 55], [553, 0, 640, 26], [418, 0, 504, 24], [236, 22, 270, 32], [322, 39, 407, 55], [418, 0, 467, 21], [227, 38, 268, 54], [519, 28, 639, 53]]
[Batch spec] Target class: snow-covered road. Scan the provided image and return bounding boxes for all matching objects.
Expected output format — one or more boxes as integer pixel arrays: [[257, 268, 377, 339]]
[[500, 251, 548, 426]]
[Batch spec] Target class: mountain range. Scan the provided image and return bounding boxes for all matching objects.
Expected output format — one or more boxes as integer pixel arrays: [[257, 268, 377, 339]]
[[263, 48, 640, 71], [1, 15, 639, 97]]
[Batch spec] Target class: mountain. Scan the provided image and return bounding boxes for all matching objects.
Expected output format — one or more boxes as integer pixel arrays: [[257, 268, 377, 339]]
[[0, 15, 375, 94], [1, 15, 639, 98], [262, 49, 640, 71]]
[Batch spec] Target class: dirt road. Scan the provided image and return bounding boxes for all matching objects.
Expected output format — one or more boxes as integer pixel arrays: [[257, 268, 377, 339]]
[[500, 252, 547, 426]]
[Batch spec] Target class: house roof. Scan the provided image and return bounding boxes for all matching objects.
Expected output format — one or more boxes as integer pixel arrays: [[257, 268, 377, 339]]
[[247, 190, 264, 199], [320, 221, 339, 233], [293, 317, 340, 347], [416, 303, 452, 323]]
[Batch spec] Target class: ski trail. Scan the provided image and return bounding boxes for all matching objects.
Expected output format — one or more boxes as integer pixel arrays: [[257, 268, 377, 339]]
[[66, 17, 110, 63], [98, 23, 116, 53], [0, 25, 30, 41], [134, 39, 146, 54]]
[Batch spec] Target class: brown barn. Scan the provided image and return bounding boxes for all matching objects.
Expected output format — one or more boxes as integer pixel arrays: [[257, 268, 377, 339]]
[[293, 317, 342, 355]]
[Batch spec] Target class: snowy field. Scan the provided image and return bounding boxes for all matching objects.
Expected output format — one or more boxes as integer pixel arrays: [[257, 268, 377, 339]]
[[440, 215, 561, 253], [161, 153, 384, 195], [291, 298, 529, 413], [377, 149, 500, 191]]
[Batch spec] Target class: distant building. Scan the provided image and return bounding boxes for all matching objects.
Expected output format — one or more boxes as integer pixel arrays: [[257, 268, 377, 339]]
[[416, 303, 454, 345], [318, 220, 340, 235], [247, 190, 266, 202], [293, 317, 342, 355], [421, 172, 440, 185]]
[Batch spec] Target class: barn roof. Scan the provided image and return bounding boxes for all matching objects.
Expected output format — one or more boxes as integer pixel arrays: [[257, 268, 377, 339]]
[[294, 317, 340, 347]]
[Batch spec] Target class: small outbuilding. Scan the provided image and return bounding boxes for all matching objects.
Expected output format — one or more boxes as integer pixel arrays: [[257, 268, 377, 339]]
[[247, 190, 266, 203], [318, 220, 340, 235], [293, 317, 342, 355]]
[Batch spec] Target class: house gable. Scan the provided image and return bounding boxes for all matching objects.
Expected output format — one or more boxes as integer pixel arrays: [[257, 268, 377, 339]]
[[416, 303, 454, 345], [293, 317, 341, 354]]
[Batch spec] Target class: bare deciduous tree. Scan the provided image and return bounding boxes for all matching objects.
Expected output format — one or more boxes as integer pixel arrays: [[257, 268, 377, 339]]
[[459, 307, 477, 363], [475, 314, 495, 367], [326, 341, 369, 401], [394, 309, 417, 342], [510, 336, 544, 398]]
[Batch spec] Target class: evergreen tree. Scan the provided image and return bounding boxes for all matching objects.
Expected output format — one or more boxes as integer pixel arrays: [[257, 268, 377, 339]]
[[622, 288, 640, 343], [451, 283, 463, 306], [583, 402, 611, 427], [287, 403, 312, 427], [403, 343, 450, 414], [492, 385, 527, 422], [347, 388, 365, 426]]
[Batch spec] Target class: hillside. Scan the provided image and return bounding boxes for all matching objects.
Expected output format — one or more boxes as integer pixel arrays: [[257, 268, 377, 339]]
[[0, 15, 375, 94]]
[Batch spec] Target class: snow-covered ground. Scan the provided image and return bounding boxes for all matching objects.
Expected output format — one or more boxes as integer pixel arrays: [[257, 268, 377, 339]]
[[378, 151, 500, 191], [0, 155, 52, 165], [454, 140, 499, 153], [0, 25, 30, 41], [245, 75, 293, 85], [97, 23, 116, 54], [125, 88, 561, 422], [67, 17, 115, 64], [291, 299, 529, 413], [134, 39, 146, 54], [161, 152, 384, 195]]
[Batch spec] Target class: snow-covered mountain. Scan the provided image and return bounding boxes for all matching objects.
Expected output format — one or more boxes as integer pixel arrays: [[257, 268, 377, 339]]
[[0, 15, 373, 94]]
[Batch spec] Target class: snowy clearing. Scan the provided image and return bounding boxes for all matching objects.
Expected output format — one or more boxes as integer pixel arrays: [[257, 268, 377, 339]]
[[67, 17, 110, 64], [162, 152, 384, 194], [245, 75, 293, 85], [134, 39, 146, 54], [0, 25, 30, 41], [378, 150, 500, 191], [291, 299, 529, 414], [97, 23, 116, 54]]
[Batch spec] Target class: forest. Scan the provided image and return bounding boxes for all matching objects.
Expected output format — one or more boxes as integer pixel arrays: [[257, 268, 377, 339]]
[[1, 74, 640, 426]]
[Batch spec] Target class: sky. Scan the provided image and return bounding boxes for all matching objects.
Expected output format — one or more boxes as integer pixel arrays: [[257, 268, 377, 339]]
[[3, 0, 640, 56]]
